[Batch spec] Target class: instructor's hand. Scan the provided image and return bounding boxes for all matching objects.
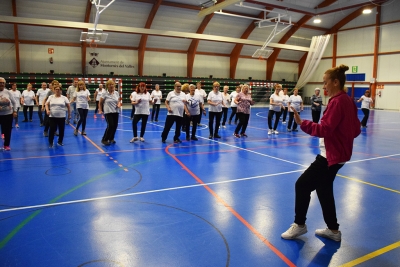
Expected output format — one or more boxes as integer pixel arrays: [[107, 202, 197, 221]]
[[290, 107, 303, 125]]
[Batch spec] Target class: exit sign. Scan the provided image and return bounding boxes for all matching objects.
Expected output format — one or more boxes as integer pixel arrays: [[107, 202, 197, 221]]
[[352, 66, 358, 73]]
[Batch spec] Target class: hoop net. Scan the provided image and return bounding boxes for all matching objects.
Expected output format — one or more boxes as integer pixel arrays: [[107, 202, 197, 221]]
[[89, 39, 97, 49]]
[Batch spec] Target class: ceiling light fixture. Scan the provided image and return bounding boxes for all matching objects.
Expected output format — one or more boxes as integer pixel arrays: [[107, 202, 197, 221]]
[[362, 9, 372, 14], [313, 15, 321, 24]]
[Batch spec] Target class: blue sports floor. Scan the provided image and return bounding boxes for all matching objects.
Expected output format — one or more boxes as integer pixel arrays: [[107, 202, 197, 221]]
[[1, 106, 399, 267]]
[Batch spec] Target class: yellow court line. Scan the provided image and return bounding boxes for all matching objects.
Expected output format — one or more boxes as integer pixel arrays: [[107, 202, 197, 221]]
[[339, 241, 400, 267], [337, 174, 400, 194]]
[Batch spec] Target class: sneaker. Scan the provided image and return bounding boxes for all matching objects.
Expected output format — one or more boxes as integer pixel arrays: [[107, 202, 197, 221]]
[[214, 134, 221, 138], [43, 132, 48, 137], [268, 129, 273, 135], [209, 135, 213, 139], [1, 134, 4, 139], [174, 139, 182, 144], [281, 223, 308, 240], [55, 132, 59, 136], [101, 140, 110, 146], [94, 114, 97, 118], [49, 143, 53, 148], [292, 129, 298, 132], [228, 120, 231, 125], [3, 146, 11, 151], [15, 124, 19, 128], [186, 136, 190, 141], [65, 120, 69, 125], [110, 140, 116, 144], [233, 133, 240, 138], [57, 142, 64, 146], [29, 119, 33, 122], [287, 128, 292, 132], [282, 121, 287, 124], [155, 119, 158, 122], [40, 123, 43, 127], [81, 131, 86, 136], [101, 115, 105, 119], [130, 137, 139, 143], [274, 130, 279, 134], [191, 136, 198, 141], [73, 129, 78, 136], [222, 125, 226, 129], [315, 228, 342, 242], [162, 139, 166, 143], [140, 137, 145, 142], [241, 133, 248, 137]]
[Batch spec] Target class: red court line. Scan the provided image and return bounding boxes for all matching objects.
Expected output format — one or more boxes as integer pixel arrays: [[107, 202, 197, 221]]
[[164, 144, 296, 267]]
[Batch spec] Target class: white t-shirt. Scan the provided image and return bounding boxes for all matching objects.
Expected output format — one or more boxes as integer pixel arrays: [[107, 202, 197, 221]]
[[0, 89, 17, 115], [150, 90, 162, 104], [95, 88, 106, 101], [360, 96, 373, 109], [230, 91, 238, 107], [66, 85, 77, 101], [9, 90, 21, 108], [46, 95, 70, 118], [195, 88, 207, 99], [73, 90, 91, 109], [37, 88, 50, 104], [288, 95, 303, 112], [281, 94, 289, 107], [222, 92, 231, 108], [22, 90, 35, 106], [207, 91, 224, 113], [130, 91, 137, 103], [269, 93, 282, 112], [166, 91, 186, 117], [186, 93, 203, 116], [101, 91, 120, 114], [133, 92, 151, 115]]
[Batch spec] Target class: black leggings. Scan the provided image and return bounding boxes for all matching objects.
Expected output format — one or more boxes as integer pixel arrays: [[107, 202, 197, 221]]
[[312, 109, 321, 123], [38, 105, 44, 124], [235, 113, 250, 134], [221, 107, 228, 125], [151, 104, 160, 121], [76, 108, 89, 131], [130, 105, 136, 119], [268, 110, 281, 130], [0, 114, 13, 146], [95, 101, 100, 114], [281, 107, 288, 122], [49, 117, 65, 144], [161, 115, 183, 141], [288, 112, 300, 130], [132, 114, 149, 137], [361, 108, 370, 127], [23, 105, 33, 120], [209, 111, 222, 136], [102, 113, 119, 141], [185, 114, 200, 138], [294, 155, 343, 230], [229, 107, 238, 123]]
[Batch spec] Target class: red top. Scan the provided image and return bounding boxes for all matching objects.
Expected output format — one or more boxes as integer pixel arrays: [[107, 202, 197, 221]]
[[301, 91, 361, 166]]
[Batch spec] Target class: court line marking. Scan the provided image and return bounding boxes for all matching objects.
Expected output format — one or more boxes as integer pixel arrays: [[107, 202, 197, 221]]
[[0, 169, 304, 213], [339, 241, 400, 267], [164, 143, 296, 267]]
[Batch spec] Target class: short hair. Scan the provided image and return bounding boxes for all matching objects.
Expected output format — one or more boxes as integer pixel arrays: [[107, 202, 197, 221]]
[[77, 80, 86, 91], [274, 83, 282, 90], [0, 77, 6, 83], [315, 88, 320, 91], [213, 81, 220, 87], [189, 84, 196, 89], [136, 82, 148, 93], [105, 79, 115, 89], [181, 83, 190, 93], [27, 83, 32, 88]]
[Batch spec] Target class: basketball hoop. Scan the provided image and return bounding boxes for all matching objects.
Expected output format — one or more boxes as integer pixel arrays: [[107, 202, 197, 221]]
[[89, 39, 97, 50], [258, 56, 264, 61]]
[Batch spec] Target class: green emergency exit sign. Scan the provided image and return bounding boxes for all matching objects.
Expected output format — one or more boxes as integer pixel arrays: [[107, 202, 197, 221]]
[[352, 66, 358, 73]]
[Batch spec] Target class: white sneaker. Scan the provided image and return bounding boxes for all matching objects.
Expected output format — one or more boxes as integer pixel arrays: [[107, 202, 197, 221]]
[[268, 129, 273, 135], [140, 137, 145, 142], [281, 223, 307, 240], [315, 228, 342, 242], [130, 137, 139, 143], [274, 130, 279, 134], [282, 121, 286, 124], [222, 125, 226, 128]]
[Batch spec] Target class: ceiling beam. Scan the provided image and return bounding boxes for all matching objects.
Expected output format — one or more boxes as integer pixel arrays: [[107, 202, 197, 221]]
[[198, 0, 242, 17], [0, 15, 309, 52]]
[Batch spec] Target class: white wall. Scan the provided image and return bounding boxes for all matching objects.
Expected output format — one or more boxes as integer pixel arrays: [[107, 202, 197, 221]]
[[337, 27, 375, 56], [87, 48, 137, 76], [20, 44, 81, 73], [236, 58, 266, 80], [0, 43, 16, 72], [143, 51, 185, 77], [193, 55, 230, 78], [272, 61, 298, 82]]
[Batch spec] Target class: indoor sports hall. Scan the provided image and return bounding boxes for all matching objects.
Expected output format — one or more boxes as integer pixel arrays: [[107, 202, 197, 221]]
[[1, 0, 400, 266]]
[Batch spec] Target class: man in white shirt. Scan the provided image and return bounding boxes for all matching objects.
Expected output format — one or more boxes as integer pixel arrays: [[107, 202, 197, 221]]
[[195, 82, 207, 126], [66, 80, 78, 124]]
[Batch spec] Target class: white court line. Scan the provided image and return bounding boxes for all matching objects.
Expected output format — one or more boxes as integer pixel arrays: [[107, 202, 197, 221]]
[[0, 169, 304, 213], [347, 153, 400, 164]]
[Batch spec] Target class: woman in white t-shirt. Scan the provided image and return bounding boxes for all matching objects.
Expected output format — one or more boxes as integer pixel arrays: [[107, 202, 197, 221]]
[[221, 85, 231, 128], [72, 81, 91, 136], [357, 90, 373, 128], [21, 83, 37, 122], [9, 83, 21, 128], [268, 84, 284, 134], [207, 81, 225, 139], [99, 80, 121, 146], [228, 86, 241, 124], [150, 84, 162, 122], [185, 84, 205, 141], [45, 84, 71, 147], [287, 88, 303, 132], [130, 82, 153, 142], [281, 88, 290, 124], [93, 84, 105, 118]]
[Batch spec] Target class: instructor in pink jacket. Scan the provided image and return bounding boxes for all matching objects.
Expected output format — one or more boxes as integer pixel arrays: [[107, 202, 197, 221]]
[[281, 64, 361, 242]]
